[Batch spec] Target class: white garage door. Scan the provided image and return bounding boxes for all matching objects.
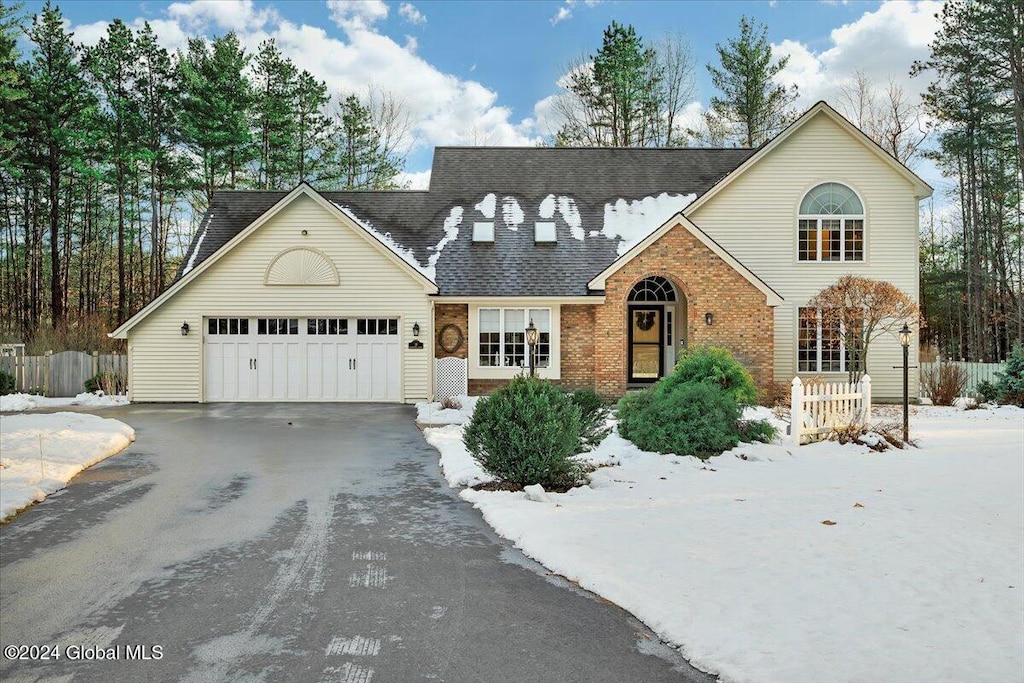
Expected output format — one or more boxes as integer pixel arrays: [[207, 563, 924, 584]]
[[204, 317, 401, 402]]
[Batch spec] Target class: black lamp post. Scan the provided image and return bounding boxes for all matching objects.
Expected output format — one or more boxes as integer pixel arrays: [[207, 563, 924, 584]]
[[525, 319, 539, 378], [899, 323, 911, 442]]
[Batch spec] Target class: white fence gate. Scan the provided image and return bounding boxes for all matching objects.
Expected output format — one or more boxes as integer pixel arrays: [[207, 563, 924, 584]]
[[791, 375, 872, 445]]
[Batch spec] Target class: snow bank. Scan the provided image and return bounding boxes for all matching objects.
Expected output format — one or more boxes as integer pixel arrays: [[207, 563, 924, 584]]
[[0, 412, 136, 519], [332, 202, 446, 282], [426, 207, 463, 276], [423, 424, 494, 488], [427, 405, 1024, 683], [603, 193, 697, 255], [415, 395, 479, 425], [474, 193, 496, 219], [1, 392, 129, 413], [181, 213, 212, 276]]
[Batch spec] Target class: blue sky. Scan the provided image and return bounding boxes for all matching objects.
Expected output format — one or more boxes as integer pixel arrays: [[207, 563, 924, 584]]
[[30, 0, 946, 193]]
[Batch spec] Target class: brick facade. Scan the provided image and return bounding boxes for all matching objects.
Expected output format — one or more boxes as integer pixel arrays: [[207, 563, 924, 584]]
[[434, 304, 468, 359], [432, 224, 774, 399], [593, 224, 774, 399]]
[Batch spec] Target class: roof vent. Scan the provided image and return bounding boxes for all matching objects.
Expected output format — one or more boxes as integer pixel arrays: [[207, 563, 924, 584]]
[[534, 222, 556, 243], [473, 222, 495, 242]]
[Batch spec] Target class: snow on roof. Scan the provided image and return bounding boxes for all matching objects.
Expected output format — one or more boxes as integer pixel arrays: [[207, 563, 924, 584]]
[[331, 201, 438, 282], [427, 207, 464, 276], [181, 213, 212, 276], [539, 194, 555, 219], [556, 196, 584, 241], [501, 196, 524, 231], [474, 193, 496, 219], [602, 193, 697, 255]]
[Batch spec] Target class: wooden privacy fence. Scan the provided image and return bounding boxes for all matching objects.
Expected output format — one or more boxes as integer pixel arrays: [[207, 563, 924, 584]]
[[919, 360, 1005, 396], [790, 375, 872, 445], [0, 352, 127, 397]]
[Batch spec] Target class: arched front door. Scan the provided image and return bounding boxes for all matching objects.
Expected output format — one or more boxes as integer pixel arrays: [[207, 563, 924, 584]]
[[627, 276, 685, 383]]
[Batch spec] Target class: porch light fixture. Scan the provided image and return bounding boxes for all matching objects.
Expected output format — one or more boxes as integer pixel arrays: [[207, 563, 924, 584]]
[[181, 321, 190, 336], [899, 323, 911, 443], [705, 312, 714, 326], [412, 322, 420, 337], [525, 319, 539, 378]]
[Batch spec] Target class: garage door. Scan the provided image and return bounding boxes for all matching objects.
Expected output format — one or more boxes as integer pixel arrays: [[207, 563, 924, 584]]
[[204, 317, 401, 402]]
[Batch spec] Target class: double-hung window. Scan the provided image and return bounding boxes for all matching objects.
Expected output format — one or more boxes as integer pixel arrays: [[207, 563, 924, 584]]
[[798, 307, 862, 373], [798, 183, 864, 262], [478, 308, 550, 369]]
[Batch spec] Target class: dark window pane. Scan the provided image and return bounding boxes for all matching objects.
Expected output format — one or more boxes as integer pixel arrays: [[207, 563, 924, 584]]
[[388, 319, 398, 335], [289, 319, 298, 335], [218, 319, 227, 334], [357, 319, 366, 335], [339, 319, 348, 334], [270, 319, 279, 334], [240, 319, 249, 335], [258, 319, 267, 335], [229, 319, 238, 334], [208, 319, 217, 335]]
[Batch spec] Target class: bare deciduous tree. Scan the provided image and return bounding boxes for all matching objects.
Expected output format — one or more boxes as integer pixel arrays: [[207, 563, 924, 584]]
[[837, 69, 929, 166], [807, 275, 920, 383]]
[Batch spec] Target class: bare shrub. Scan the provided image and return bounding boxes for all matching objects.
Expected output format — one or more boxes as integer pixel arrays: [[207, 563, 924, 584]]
[[921, 362, 967, 406], [27, 315, 124, 354], [440, 396, 462, 410], [759, 379, 791, 408]]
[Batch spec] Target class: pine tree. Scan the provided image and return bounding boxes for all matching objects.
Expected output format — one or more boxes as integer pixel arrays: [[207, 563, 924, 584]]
[[251, 39, 297, 190], [178, 33, 253, 203], [294, 70, 331, 185], [332, 93, 402, 189], [24, 1, 95, 324], [707, 16, 797, 147]]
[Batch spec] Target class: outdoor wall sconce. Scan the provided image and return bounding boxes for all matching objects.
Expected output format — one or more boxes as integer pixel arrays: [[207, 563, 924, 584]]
[[705, 312, 714, 326], [181, 321, 190, 336], [412, 322, 420, 337]]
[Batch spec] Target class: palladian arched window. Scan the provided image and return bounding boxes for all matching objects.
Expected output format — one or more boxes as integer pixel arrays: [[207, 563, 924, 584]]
[[798, 182, 864, 262]]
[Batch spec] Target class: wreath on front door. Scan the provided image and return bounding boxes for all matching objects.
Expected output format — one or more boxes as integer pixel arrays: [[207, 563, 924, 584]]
[[635, 311, 656, 331], [438, 323, 464, 354]]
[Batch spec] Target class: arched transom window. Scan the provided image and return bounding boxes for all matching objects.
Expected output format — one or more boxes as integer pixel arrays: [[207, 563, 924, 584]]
[[629, 276, 676, 302], [798, 182, 864, 262]]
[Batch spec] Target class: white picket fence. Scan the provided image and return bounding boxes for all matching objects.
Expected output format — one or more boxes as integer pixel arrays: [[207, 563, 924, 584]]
[[790, 375, 872, 445]]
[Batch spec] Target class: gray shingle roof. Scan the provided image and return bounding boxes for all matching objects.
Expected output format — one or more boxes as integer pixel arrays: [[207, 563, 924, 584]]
[[175, 147, 754, 296]]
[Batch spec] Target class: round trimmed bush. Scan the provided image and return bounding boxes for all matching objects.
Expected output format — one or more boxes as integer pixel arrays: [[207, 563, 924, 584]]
[[464, 376, 587, 488], [663, 346, 758, 407], [617, 381, 741, 459]]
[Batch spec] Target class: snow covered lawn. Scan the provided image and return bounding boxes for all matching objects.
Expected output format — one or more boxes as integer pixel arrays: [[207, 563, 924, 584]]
[[423, 403, 1024, 683], [0, 391, 129, 412], [0, 412, 136, 520]]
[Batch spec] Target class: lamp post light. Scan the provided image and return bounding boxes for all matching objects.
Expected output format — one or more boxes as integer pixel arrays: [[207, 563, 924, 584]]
[[525, 319, 539, 378], [898, 323, 912, 443]]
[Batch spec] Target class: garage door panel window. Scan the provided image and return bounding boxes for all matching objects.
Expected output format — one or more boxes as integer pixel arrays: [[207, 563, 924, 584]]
[[308, 318, 348, 335], [478, 308, 551, 368], [208, 318, 249, 335], [357, 318, 399, 335], [258, 318, 299, 335]]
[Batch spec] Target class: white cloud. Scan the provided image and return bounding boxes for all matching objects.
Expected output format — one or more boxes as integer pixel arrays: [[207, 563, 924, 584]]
[[550, 5, 573, 25], [70, 18, 190, 53], [772, 0, 943, 108], [71, 20, 114, 47], [326, 0, 388, 31], [398, 3, 426, 25], [397, 169, 431, 190], [167, 0, 278, 32]]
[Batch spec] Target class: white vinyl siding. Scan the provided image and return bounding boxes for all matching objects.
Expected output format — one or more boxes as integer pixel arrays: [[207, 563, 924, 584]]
[[689, 114, 920, 399], [128, 193, 431, 402]]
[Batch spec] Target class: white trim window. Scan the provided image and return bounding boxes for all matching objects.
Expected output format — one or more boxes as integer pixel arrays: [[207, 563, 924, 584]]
[[798, 182, 864, 262], [478, 307, 551, 369], [798, 307, 862, 373]]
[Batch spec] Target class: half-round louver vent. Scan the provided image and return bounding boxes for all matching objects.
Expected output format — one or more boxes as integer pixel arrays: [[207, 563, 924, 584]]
[[265, 247, 339, 286]]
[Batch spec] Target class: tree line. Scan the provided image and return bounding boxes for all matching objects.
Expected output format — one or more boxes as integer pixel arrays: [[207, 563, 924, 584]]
[[0, 1, 411, 346]]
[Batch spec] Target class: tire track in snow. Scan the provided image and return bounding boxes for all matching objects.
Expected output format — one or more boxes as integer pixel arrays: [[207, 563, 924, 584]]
[[183, 494, 334, 682]]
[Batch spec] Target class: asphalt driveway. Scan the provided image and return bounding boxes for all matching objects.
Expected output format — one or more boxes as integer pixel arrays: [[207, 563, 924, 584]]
[[0, 403, 714, 682]]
